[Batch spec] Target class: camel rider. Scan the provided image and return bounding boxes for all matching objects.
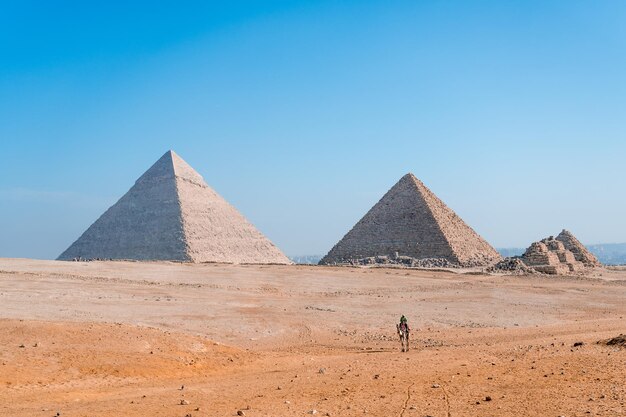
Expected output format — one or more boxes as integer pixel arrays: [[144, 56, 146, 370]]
[[399, 315, 410, 333], [397, 315, 411, 352]]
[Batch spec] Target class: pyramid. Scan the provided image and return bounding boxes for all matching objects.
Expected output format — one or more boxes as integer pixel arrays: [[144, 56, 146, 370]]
[[522, 236, 583, 275], [58, 150, 291, 264], [319, 173, 501, 266], [556, 229, 601, 267]]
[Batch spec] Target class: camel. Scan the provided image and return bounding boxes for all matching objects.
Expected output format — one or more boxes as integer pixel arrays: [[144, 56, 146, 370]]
[[397, 321, 410, 352]]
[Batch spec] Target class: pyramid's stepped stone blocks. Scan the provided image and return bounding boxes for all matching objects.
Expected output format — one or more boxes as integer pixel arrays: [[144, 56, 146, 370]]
[[556, 229, 602, 267], [58, 151, 290, 264], [522, 236, 584, 275], [546, 240, 566, 252], [319, 173, 501, 267]]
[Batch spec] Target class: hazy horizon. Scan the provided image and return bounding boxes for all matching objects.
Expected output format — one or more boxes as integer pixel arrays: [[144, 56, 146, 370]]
[[1, 1, 625, 259]]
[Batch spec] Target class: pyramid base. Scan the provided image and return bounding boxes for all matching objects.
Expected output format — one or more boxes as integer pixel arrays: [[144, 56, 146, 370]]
[[320, 254, 499, 268]]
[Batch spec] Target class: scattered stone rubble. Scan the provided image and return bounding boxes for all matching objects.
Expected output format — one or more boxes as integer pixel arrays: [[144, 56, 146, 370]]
[[334, 254, 503, 269], [334, 254, 460, 269], [486, 257, 536, 275], [69, 257, 111, 262]]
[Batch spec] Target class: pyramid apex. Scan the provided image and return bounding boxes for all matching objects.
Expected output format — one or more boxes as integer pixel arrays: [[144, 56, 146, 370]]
[[162, 149, 178, 158], [557, 229, 575, 239], [132, 150, 205, 190], [400, 172, 424, 186]]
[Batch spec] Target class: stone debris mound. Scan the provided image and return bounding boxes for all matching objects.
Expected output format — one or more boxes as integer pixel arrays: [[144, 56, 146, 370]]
[[339, 255, 460, 269], [319, 173, 501, 267], [58, 150, 291, 264], [486, 257, 536, 275]]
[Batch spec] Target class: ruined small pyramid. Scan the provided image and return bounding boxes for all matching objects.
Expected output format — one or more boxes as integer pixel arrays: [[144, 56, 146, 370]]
[[556, 229, 601, 267], [319, 173, 501, 266], [522, 236, 582, 275], [58, 150, 291, 264]]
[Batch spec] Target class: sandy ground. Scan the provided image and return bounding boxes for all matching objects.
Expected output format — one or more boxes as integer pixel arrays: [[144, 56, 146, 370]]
[[0, 259, 625, 416]]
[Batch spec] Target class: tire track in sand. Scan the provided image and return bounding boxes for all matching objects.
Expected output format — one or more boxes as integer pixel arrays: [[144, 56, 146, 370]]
[[398, 382, 415, 417]]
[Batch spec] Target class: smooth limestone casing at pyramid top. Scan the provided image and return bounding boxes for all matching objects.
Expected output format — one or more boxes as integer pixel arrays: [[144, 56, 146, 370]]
[[319, 173, 501, 266], [58, 150, 291, 264]]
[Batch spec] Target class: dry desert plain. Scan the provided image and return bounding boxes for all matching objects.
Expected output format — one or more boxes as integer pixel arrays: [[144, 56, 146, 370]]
[[0, 259, 625, 417]]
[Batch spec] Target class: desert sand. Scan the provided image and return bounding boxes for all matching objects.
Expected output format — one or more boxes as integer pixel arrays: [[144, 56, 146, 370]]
[[1, 259, 625, 416]]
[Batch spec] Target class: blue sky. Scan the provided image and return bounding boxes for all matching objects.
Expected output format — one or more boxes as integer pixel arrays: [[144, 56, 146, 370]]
[[1, 0, 625, 259]]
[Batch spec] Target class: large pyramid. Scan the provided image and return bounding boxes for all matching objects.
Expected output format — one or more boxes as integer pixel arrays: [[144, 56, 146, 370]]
[[319, 173, 501, 266], [58, 150, 291, 264]]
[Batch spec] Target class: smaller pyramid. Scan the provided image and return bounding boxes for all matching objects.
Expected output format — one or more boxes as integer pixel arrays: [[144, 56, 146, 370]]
[[522, 236, 583, 275], [319, 173, 501, 267], [556, 229, 601, 267], [58, 150, 290, 264]]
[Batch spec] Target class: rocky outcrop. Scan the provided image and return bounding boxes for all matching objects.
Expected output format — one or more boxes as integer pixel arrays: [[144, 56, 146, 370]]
[[58, 150, 290, 264], [319, 173, 501, 267]]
